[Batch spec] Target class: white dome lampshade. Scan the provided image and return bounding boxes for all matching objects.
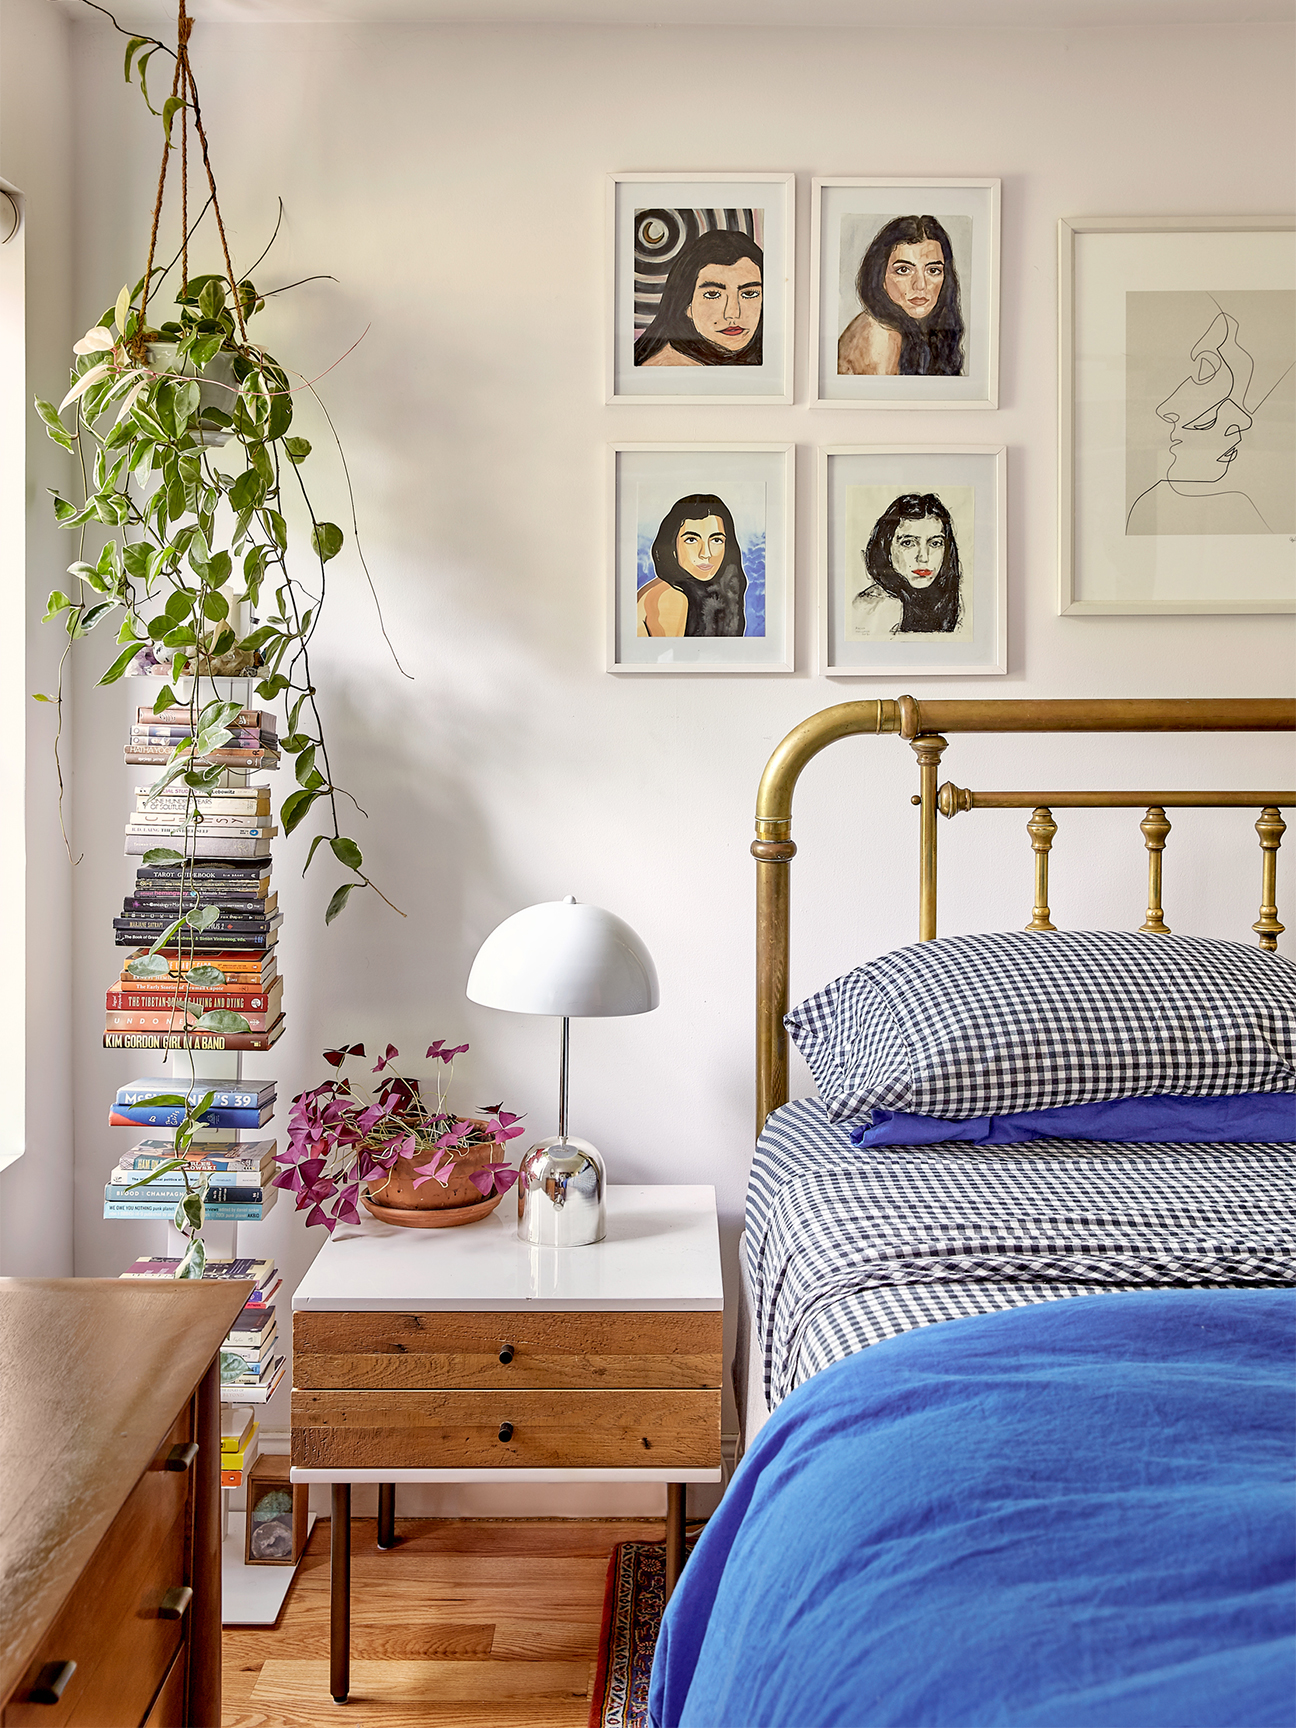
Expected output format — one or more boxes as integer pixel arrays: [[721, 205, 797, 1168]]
[[466, 897, 659, 1019]]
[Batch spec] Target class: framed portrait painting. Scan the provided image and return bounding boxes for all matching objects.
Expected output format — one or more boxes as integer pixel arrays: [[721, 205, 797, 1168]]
[[1060, 216, 1296, 615], [811, 178, 1000, 408], [608, 443, 794, 674], [607, 174, 794, 404], [819, 445, 1006, 677]]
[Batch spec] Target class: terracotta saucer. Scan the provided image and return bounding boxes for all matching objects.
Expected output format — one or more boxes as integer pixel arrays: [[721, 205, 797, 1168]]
[[360, 1190, 504, 1229]]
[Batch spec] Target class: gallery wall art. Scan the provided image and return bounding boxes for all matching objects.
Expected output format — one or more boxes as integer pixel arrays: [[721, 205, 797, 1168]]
[[607, 174, 794, 404], [818, 445, 1007, 676], [608, 443, 794, 674], [811, 178, 1000, 409], [1060, 215, 1296, 615]]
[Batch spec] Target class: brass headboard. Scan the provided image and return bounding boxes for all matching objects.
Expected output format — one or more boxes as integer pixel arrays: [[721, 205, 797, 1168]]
[[751, 697, 1296, 1134]]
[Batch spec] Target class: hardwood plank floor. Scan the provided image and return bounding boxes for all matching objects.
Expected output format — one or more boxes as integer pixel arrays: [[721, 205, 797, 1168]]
[[222, 1517, 663, 1728]]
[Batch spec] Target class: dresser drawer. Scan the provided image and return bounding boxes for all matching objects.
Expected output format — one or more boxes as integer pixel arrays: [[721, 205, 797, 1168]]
[[293, 1309, 723, 1390], [292, 1387, 721, 1469], [3, 1409, 194, 1728]]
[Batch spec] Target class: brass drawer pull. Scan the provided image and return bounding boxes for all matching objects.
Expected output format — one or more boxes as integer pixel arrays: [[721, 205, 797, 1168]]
[[165, 1441, 199, 1472], [29, 1661, 76, 1705], [497, 1422, 514, 1443], [498, 1344, 515, 1364], [158, 1585, 193, 1621]]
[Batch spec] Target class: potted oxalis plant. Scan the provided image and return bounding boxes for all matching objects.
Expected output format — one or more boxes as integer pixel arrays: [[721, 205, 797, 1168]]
[[274, 1040, 525, 1231]]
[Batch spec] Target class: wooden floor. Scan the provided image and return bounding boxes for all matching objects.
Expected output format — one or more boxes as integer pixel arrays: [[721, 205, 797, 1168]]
[[222, 1517, 663, 1728]]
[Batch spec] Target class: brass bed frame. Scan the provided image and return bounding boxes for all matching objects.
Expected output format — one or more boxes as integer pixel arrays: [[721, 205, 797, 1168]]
[[752, 697, 1296, 1134]]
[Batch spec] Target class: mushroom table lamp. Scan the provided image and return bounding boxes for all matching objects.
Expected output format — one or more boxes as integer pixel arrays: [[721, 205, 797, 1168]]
[[466, 896, 659, 1246]]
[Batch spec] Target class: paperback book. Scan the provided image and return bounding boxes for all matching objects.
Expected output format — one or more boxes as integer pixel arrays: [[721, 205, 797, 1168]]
[[121, 1254, 276, 1287], [141, 706, 277, 734], [120, 1139, 276, 1173], [109, 1103, 275, 1129]]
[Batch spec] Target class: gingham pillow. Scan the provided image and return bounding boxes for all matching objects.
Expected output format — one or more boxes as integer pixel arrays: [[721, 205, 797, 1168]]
[[785, 930, 1296, 1125]]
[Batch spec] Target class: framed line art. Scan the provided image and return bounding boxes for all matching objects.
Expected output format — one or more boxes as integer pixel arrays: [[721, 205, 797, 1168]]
[[819, 445, 1007, 677], [607, 174, 794, 404], [1060, 216, 1296, 615], [811, 178, 1000, 408], [608, 443, 794, 675]]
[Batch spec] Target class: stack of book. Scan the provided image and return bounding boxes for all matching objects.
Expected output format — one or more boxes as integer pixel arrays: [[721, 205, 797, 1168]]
[[108, 1076, 276, 1131], [106, 1136, 278, 1221], [221, 1407, 260, 1488], [105, 962, 284, 1053], [124, 704, 280, 771], [124, 784, 276, 862], [121, 1254, 286, 1404]]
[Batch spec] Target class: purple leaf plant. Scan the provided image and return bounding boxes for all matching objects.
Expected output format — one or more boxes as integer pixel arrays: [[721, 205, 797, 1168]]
[[273, 1039, 524, 1232]]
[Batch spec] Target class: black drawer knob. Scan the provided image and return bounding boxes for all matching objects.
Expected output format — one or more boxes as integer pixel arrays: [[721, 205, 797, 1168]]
[[158, 1585, 193, 1621], [165, 1441, 199, 1472], [29, 1661, 76, 1705], [498, 1344, 515, 1364], [498, 1422, 514, 1443]]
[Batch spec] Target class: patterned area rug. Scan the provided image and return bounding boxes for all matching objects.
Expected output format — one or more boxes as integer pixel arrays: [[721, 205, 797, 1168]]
[[589, 1536, 698, 1728]]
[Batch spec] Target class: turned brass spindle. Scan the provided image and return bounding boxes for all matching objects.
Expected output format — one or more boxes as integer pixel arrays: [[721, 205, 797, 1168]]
[[1139, 807, 1171, 934], [1025, 807, 1058, 932], [1253, 806, 1286, 950], [910, 735, 949, 941]]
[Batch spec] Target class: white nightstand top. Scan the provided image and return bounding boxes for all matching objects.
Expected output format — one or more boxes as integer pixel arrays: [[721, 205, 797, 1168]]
[[292, 1183, 723, 1313]]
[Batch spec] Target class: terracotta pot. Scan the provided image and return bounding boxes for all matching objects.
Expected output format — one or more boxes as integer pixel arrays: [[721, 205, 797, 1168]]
[[360, 1133, 501, 1228]]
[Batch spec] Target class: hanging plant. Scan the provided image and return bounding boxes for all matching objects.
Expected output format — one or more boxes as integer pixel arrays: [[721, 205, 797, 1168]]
[[33, 0, 405, 929]]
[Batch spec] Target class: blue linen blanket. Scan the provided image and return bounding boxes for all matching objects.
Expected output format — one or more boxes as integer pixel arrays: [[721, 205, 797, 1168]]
[[650, 1288, 1296, 1728]]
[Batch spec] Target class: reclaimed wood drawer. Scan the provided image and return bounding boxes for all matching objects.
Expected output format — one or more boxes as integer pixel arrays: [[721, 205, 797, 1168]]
[[292, 1387, 721, 1470], [2, 1409, 194, 1728], [293, 1310, 723, 1390]]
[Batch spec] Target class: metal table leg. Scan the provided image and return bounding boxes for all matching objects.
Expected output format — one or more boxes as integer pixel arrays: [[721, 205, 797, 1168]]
[[330, 1484, 351, 1704], [377, 1482, 397, 1550], [664, 1481, 686, 1602]]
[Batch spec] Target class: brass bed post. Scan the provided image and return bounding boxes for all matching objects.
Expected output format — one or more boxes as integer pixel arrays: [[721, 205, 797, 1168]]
[[1140, 808, 1172, 934], [1254, 808, 1287, 950], [910, 735, 949, 942], [1026, 809, 1058, 932], [753, 700, 901, 1133]]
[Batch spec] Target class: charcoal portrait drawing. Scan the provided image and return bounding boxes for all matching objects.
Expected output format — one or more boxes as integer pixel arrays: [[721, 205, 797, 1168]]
[[633, 210, 764, 369], [846, 488, 973, 641], [838, 215, 966, 377], [1125, 290, 1295, 537]]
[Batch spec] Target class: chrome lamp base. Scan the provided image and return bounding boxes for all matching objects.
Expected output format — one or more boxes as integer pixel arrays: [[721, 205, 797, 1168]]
[[516, 1135, 606, 1247]]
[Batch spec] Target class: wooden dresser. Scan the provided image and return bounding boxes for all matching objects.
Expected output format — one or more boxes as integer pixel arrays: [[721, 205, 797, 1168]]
[[0, 1278, 252, 1728]]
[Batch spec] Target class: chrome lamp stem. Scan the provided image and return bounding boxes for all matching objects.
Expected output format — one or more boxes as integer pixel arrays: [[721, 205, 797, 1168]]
[[558, 1015, 570, 1141]]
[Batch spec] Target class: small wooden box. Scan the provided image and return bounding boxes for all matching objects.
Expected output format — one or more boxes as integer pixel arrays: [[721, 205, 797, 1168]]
[[244, 1453, 308, 1565]]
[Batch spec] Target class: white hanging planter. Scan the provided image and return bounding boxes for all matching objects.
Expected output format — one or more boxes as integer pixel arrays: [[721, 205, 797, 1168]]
[[146, 343, 240, 447]]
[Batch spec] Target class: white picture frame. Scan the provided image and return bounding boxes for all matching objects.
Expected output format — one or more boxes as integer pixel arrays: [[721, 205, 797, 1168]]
[[810, 178, 1000, 409], [608, 443, 795, 675], [1059, 215, 1296, 616], [819, 445, 1007, 678], [607, 173, 794, 405]]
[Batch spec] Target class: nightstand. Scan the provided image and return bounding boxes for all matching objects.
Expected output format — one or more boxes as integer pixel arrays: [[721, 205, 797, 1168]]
[[291, 1184, 723, 1703]]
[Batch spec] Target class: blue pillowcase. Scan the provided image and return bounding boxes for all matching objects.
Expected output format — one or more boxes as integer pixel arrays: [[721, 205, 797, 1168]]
[[849, 1090, 1296, 1149]]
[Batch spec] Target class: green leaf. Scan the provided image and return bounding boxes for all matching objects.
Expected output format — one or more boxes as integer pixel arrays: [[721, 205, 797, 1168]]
[[97, 641, 145, 685], [256, 675, 290, 701], [149, 917, 188, 954], [195, 1010, 251, 1033], [330, 835, 363, 872], [187, 965, 226, 987], [128, 1159, 182, 1188], [325, 883, 354, 925], [160, 625, 196, 649], [207, 549, 232, 586], [114, 283, 131, 334], [228, 469, 265, 513], [79, 601, 115, 633], [35, 397, 74, 452], [186, 903, 221, 930], [303, 833, 327, 875], [264, 509, 288, 551], [152, 685, 177, 715], [277, 732, 309, 755], [43, 590, 72, 621], [126, 955, 171, 979], [31, 693, 54, 703], [165, 588, 195, 620], [175, 1188, 204, 1231], [199, 278, 226, 320], [311, 522, 344, 563], [295, 744, 317, 786], [249, 441, 274, 486], [284, 436, 311, 464], [123, 35, 150, 81], [161, 94, 186, 144], [188, 333, 224, 368], [176, 1238, 206, 1280], [50, 492, 76, 524], [280, 786, 319, 835]]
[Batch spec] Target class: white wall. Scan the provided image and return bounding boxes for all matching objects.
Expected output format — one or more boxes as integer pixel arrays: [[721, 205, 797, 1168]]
[[52, 16, 1294, 1487], [0, 0, 75, 1275]]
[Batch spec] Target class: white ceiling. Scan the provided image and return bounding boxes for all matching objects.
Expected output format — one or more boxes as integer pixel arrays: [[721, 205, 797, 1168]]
[[57, 0, 1296, 27]]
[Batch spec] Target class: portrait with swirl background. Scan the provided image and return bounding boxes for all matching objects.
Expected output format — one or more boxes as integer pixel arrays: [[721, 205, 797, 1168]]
[[633, 207, 764, 368]]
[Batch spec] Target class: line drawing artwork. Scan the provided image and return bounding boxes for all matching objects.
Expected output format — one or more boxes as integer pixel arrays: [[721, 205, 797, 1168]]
[[633, 209, 764, 369], [837, 215, 967, 377], [1125, 290, 1296, 537], [845, 488, 974, 641], [636, 486, 765, 638]]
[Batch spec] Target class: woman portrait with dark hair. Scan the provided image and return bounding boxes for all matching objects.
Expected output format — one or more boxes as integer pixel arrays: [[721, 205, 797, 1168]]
[[637, 493, 748, 637], [635, 230, 764, 369], [850, 492, 964, 638], [838, 215, 964, 377]]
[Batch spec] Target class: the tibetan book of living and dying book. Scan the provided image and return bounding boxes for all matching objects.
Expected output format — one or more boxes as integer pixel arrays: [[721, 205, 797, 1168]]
[[106, 979, 283, 1015]]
